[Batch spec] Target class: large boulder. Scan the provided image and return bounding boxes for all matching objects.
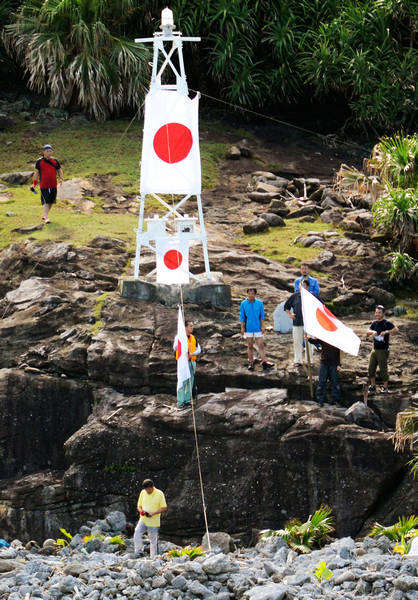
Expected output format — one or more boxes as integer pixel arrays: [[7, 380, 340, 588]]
[[344, 402, 382, 430], [260, 213, 285, 227], [367, 286, 396, 307], [0, 171, 33, 185], [243, 218, 269, 234]]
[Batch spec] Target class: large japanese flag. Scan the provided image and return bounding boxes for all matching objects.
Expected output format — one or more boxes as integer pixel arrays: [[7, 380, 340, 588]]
[[156, 237, 189, 285], [140, 89, 201, 196], [301, 286, 361, 356], [174, 307, 191, 391]]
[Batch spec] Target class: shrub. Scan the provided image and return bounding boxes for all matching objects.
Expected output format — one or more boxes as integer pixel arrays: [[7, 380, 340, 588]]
[[368, 134, 418, 189], [369, 515, 418, 542], [260, 505, 334, 554], [167, 545, 205, 560], [372, 187, 417, 251], [388, 251, 416, 283]]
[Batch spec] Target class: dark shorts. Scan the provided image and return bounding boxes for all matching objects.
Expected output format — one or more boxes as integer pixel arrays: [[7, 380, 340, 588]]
[[40, 188, 57, 205]]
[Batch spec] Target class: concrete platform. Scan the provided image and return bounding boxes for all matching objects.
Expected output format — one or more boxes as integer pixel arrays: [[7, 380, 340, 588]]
[[119, 272, 231, 308]]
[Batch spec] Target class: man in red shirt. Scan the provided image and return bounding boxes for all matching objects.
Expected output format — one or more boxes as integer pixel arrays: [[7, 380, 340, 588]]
[[32, 144, 63, 223]]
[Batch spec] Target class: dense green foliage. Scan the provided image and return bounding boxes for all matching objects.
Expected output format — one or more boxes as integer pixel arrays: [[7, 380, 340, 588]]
[[369, 515, 418, 542], [171, 0, 417, 132], [4, 0, 149, 119], [260, 505, 334, 554], [2, 0, 417, 130]]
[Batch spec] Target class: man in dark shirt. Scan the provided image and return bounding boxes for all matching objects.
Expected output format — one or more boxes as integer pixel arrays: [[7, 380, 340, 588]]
[[366, 305, 398, 394], [32, 144, 63, 223], [307, 335, 341, 406], [284, 279, 313, 366]]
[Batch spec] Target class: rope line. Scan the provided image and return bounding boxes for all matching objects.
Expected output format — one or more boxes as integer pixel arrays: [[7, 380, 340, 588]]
[[179, 284, 211, 552], [190, 88, 370, 154]]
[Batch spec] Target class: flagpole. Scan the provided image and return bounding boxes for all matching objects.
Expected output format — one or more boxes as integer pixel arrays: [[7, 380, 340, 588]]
[[178, 285, 211, 552], [305, 333, 314, 399]]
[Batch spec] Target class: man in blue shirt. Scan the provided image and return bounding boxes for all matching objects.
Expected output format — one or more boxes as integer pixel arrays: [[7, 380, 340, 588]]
[[240, 288, 274, 371], [294, 263, 320, 297]]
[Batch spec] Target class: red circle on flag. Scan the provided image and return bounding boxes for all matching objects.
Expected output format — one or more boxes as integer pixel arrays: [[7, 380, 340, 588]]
[[177, 340, 182, 358], [316, 307, 338, 332], [164, 249, 183, 270], [153, 123, 193, 163], [323, 305, 337, 320]]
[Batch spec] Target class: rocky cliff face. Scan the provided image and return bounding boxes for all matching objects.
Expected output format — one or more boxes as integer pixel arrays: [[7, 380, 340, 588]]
[[0, 233, 415, 544]]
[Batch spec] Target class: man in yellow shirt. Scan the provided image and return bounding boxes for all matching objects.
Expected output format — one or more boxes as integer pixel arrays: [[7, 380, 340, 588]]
[[134, 479, 167, 557]]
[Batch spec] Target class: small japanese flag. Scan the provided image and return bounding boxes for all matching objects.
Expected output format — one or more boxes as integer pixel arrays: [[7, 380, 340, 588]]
[[156, 237, 189, 285], [173, 307, 191, 391], [140, 89, 201, 196], [301, 286, 361, 356]]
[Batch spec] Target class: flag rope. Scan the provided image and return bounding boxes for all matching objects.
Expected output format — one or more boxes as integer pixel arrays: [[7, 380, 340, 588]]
[[178, 284, 212, 552]]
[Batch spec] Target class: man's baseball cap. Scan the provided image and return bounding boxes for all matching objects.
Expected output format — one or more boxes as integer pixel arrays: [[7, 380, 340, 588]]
[[42, 144, 53, 150]]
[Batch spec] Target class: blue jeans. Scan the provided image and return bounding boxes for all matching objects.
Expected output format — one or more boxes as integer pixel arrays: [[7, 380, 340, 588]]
[[316, 363, 341, 405]]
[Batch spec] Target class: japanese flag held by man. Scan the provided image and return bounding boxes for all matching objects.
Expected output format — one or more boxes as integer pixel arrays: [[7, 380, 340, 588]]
[[301, 286, 361, 356], [173, 307, 191, 391]]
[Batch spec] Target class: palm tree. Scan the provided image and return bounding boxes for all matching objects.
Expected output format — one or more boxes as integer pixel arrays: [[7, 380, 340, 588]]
[[3, 0, 149, 120]]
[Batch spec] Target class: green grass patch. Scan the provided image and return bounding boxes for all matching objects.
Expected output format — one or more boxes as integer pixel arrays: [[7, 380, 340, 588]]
[[394, 290, 418, 321], [0, 119, 225, 194], [90, 291, 111, 336], [240, 218, 339, 264], [0, 187, 137, 250], [0, 119, 225, 249]]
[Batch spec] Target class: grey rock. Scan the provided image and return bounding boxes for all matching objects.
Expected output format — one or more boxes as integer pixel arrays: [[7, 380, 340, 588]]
[[285, 571, 311, 586], [273, 547, 289, 564], [249, 191, 283, 203], [69, 533, 83, 549], [202, 532, 235, 554], [0, 171, 34, 185], [0, 558, 23, 572], [336, 537, 355, 559], [361, 571, 384, 583], [251, 171, 277, 181], [320, 208, 343, 224], [243, 218, 269, 234], [256, 537, 288, 558], [345, 402, 382, 430], [334, 570, 356, 585], [393, 305, 407, 316], [187, 579, 212, 597], [138, 560, 159, 578], [226, 146, 241, 159], [367, 286, 396, 308], [59, 575, 78, 593], [237, 139, 253, 158], [202, 554, 234, 575], [394, 576, 418, 592], [152, 575, 167, 588], [105, 511, 126, 532], [287, 204, 318, 219], [63, 562, 88, 576], [321, 196, 340, 210], [316, 250, 335, 266], [243, 582, 287, 600], [0, 547, 18, 559], [172, 574, 187, 590], [260, 213, 285, 227]]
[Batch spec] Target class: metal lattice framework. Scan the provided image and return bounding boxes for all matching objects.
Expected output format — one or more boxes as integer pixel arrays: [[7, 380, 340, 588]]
[[133, 10, 211, 281]]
